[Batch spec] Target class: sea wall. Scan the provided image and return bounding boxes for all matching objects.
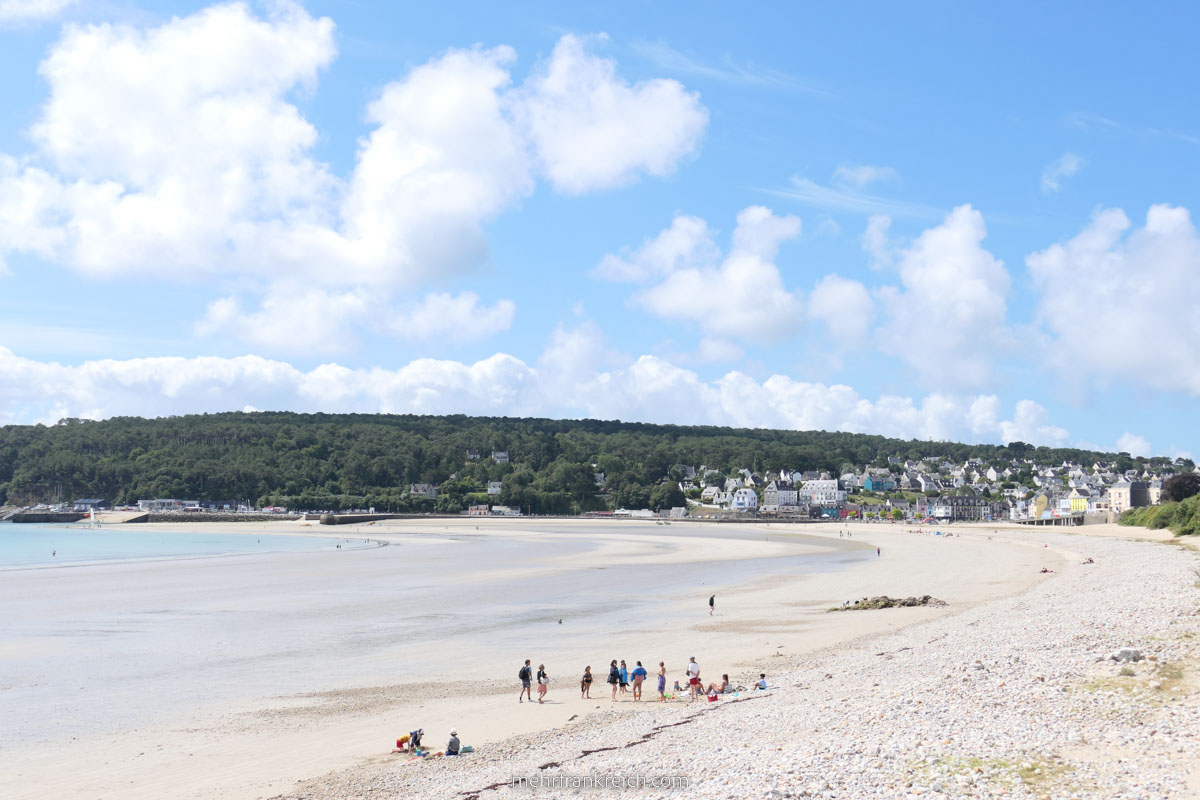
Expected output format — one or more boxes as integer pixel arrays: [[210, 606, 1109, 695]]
[[11, 512, 87, 523], [144, 513, 302, 524]]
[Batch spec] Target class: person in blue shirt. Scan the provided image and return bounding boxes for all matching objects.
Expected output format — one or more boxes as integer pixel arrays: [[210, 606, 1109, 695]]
[[630, 661, 648, 700], [755, 673, 768, 690], [618, 660, 629, 696]]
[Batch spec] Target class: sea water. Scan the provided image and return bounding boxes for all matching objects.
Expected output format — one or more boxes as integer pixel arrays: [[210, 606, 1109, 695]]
[[0, 521, 346, 568]]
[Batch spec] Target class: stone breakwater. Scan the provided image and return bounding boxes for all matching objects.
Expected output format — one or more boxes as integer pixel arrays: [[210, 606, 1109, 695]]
[[273, 531, 1200, 800], [144, 512, 302, 523]]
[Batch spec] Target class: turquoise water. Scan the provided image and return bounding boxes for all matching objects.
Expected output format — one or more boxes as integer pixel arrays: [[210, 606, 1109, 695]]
[[0, 521, 350, 567]]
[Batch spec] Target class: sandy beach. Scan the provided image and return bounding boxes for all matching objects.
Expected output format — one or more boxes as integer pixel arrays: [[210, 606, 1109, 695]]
[[1, 517, 1192, 799]]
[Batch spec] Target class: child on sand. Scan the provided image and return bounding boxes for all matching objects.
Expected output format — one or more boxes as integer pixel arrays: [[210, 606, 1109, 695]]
[[536, 664, 548, 703], [619, 660, 629, 695]]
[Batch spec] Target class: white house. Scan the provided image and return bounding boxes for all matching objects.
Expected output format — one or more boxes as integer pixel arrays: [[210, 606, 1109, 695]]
[[491, 451, 509, 464], [731, 488, 758, 512], [487, 481, 502, 496]]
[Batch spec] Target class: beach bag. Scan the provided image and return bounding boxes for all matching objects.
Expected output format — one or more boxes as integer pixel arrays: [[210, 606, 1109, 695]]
[[707, 691, 719, 702]]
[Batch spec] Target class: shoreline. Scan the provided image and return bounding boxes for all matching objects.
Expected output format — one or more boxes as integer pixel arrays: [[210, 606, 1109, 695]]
[[274, 523, 1200, 800], [0, 520, 1097, 800]]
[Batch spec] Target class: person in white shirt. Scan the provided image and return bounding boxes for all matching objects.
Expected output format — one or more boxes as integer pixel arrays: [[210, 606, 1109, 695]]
[[686, 657, 701, 702]]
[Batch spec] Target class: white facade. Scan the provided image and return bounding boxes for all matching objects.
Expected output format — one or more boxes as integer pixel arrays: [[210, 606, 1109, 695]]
[[800, 479, 845, 507], [731, 488, 758, 512]]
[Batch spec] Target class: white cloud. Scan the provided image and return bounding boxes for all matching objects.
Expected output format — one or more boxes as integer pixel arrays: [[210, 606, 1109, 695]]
[[196, 286, 371, 355], [513, 34, 708, 195], [0, 339, 1074, 449], [966, 395, 1069, 447], [1041, 152, 1084, 193], [833, 164, 899, 187], [1026, 204, 1200, 395], [0, 7, 708, 347], [197, 287, 515, 352], [387, 292, 516, 343], [1116, 432, 1152, 457], [809, 274, 873, 347], [592, 214, 718, 282], [877, 204, 1012, 387], [861, 213, 892, 269], [632, 206, 804, 340], [0, 0, 73, 24]]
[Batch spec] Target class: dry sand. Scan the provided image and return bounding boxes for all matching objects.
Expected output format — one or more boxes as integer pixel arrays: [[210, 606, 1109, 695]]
[[0, 517, 1065, 799]]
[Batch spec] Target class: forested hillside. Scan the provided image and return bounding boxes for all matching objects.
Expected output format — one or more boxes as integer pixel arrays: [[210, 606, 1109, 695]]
[[0, 412, 1170, 514]]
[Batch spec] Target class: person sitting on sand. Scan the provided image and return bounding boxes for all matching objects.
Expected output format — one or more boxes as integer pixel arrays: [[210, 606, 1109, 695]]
[[446, 729, 460, 756], [1040, 567, 1054, 574], [755, 673, 768, 690], [706, 674, 731, 694], [580, 665, 593, 699]]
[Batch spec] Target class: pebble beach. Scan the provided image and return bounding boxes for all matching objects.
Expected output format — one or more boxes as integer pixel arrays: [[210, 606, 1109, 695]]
[[273, 526, 1200, 800]]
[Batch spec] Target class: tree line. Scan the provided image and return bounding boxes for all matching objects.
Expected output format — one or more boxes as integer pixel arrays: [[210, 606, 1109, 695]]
[[0, 412, 1183, 514]]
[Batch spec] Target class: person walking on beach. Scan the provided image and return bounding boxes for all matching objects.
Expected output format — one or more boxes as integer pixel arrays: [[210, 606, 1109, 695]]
[[687, 657, 701, 702], [608, 660, 620, 701], [580, 666, 593, 699], [618, 660, 629, 695], [657, 662, 667, 702], [876, 547, 881, 557], [708, 594, 715, 615], [631, 661, 647, 700], [536, 664, 548, 703], [518, 659, 533, 703]]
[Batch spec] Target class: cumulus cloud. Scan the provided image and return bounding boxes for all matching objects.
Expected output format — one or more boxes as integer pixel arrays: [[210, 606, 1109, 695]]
[[877, 204, 1012, 387], [0, 341, 1073, 448], [966, 395, 1069, 447], [809, 274, 873, 347], [196, 286, 371, 355], [1116, 432, 1152, 457], [514, 34, 708, 194], [0, 4, 708, 349], [0, 0, 73, 23], [592, 214, 718, 282], [629, 206, 804, 340], [1026, 204, 1200, 395], [833, 164, 900, 187], [1041, 152, 1084, 193]]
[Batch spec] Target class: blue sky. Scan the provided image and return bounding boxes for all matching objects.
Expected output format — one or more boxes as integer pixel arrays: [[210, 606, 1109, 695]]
[[0, 0, 1197, 459]]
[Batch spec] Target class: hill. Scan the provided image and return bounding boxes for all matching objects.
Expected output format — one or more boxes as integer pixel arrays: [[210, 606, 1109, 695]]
[[0, 412, 1183, 513]]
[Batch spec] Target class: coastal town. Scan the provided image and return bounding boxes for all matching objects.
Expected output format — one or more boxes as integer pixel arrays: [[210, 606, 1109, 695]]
[[11, 450, 1193, 529]]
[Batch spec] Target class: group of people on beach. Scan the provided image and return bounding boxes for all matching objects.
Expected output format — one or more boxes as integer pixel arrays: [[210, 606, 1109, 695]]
[[535, 656, 766, 704]]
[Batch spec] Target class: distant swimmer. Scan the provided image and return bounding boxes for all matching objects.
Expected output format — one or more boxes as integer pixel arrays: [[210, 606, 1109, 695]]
[[52, 550, 56, 557], [709, 594, 715, 615]]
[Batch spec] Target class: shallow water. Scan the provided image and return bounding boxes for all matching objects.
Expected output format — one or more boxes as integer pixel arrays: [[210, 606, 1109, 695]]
[[0, 521, 350, 568], [0, 524, 869, 748]]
